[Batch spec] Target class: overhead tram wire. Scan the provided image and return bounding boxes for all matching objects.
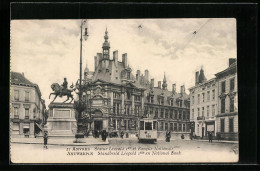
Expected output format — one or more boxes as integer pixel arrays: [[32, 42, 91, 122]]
[[182, 18, 213, 50]]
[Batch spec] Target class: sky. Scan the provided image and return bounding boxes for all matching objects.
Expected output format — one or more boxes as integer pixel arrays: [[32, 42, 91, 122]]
[[11, 19, 237, 107]]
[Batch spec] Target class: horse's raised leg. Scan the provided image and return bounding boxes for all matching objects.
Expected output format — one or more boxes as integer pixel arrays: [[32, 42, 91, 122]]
[[49, 93, 55, 99], [51, 95, 58, 103], [69, 95, 74, 103]]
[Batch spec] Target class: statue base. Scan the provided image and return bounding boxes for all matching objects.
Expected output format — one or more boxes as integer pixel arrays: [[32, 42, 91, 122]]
[[73, 133, 86, 143]]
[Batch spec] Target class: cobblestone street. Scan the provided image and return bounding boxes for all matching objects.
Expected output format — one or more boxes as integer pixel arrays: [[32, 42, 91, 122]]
[[10, 138, 238, 163]]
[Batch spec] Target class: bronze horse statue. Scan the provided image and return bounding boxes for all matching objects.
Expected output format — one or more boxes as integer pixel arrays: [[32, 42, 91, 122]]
[[49, 83, 75, 103]]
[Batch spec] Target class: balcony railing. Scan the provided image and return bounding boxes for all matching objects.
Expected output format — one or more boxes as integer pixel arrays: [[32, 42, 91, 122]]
[[197, 116, 205, 120], [25, 116, 29, 119]]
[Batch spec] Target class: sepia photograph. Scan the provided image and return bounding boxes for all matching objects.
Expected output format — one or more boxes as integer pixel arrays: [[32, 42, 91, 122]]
[[10, 18, 238, 163]]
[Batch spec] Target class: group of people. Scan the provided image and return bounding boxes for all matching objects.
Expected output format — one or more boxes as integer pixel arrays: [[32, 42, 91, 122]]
[[93, 130, 108, 141]]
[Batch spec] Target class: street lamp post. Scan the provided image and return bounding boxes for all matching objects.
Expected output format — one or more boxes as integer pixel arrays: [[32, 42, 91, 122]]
[[74, 19, 88, 143]]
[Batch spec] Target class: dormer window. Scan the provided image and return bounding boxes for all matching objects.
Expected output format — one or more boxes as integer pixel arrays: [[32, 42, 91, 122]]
[[150, 96, 154, 103], [127, 72, 130, 79], [170, 99, 174, 106]]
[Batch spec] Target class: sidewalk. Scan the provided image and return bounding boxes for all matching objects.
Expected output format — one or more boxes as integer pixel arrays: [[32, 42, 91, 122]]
[[11, 137, 109, 146], [191, 139, 238, 144]]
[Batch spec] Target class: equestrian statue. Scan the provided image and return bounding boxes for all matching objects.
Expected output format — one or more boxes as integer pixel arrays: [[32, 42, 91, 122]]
[[49, 78, 76, 103]]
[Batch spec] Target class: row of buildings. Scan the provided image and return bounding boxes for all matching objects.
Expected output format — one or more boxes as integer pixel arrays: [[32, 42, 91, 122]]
[[189, 58, 238, 140], [10, 72, 47, 137], [10, 28, 238, 140]]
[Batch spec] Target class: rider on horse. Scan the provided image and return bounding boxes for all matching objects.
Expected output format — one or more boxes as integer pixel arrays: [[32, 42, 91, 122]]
[[60, 78, 68, 97]]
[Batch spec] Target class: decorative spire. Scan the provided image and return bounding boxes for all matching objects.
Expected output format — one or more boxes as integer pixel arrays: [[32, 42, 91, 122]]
[[162, 72, 167, 90], [104, 26, 109, 42]]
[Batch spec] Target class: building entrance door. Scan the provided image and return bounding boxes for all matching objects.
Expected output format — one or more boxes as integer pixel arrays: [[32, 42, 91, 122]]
[[94, 120, 103, 132]]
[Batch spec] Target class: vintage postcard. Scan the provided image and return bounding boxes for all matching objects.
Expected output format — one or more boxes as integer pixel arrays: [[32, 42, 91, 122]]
[[10, 19, 238, 163]]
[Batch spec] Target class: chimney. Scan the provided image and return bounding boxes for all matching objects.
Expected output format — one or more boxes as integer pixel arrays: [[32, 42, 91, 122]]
[[195, 71, 199, 85], [150, 79, 154, 89], [181, 85, 185, 95], [122, 53, 128, 67], [94, 56, 98, 70], [113, 51, 118, 67], [144, 69, 149, 82], [229, 58, 236, 66], [22, 72, 24, 77], [172, 84, 176, 94], [158, 81, 161, 89], [97, 53, 103, 61]]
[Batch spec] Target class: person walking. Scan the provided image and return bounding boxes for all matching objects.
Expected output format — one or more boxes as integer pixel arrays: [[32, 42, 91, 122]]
[[43, 132, 48, 149], [101, 130, 107, 141], [166, 130, 171, 142], [120, 131, 124, 139], [208, 132, 213, 143]]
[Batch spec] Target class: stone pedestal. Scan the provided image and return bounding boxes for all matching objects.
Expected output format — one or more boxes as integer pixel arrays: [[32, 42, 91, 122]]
[[46, 103, 77, 137]]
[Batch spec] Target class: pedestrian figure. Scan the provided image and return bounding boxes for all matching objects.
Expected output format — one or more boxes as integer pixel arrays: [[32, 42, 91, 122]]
[[166, 130, 171, 142], [190, 132, 193, 140], [217, 133, 221, 141], [181, 134, 185, 139], [126, 132, 129, 138], [101, 130, 107, 141], [208, 132, 213, 143], [120, 131, 124, 139], [43, 132, 48, 149]]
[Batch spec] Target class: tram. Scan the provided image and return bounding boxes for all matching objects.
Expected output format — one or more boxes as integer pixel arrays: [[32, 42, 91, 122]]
[[138, 118, 157, 143]]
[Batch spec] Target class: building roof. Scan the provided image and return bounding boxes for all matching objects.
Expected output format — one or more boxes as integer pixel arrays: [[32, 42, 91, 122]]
[[215, 61, 237, 78], [11, 72, 42, 97]]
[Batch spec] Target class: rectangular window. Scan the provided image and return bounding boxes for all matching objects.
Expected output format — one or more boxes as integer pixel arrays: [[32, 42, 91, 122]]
[[160, 122, 163, 131], [178, 123, 182, 132], [202, 93, 205, 102], [135, 95, 140, 102], [192, 109, 194, 119], [153, 121, 157, 130], [202, 107, 204, 116], [165, 109, 168, 118], [212, 89, 215, 101], [160, 108, 164, 118], [192, 96, 194, 105], [150, 107, 153, 115], [229, 118, 234, 132], [25, 91, 29, 101], [25, 108, 29, 117], [198, 94, 200, 104], [183, 111, 186, 120], [174, 110, 177, 119], [183, 124, 186, 132], [161, 98, 164, 105], [230, 96, 235, 112], [170, 123, 173, 131], [178, 111, 182, 120], [140, 121, 144, 130], [170, 99, 174, 106], [179, 100, 182, 107], [207, 91, 210, 101], [174, 123, 177, 131], [221, 98, 225, 113], [221, 81, 226, 93], [207, 106, 209, 117], [230, 78, 235, 91], [197, 108, 200, 116], [165, 123, 168, 130], [155, 108, 158, 118], [14, 107, 19, 116], [212, 105, 215, 116], [150, 96, 154, 103], [14, 90, 19, 100], [221, 118, 225, 132], [145, 122, 152, 130], [170, 110, 173, 119]]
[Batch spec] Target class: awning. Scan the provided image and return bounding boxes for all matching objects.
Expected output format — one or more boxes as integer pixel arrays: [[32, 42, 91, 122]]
[[35, 122, 44, 132]]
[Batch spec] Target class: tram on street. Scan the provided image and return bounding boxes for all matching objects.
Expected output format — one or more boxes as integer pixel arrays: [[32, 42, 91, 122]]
[[138, 118, 158, 143]]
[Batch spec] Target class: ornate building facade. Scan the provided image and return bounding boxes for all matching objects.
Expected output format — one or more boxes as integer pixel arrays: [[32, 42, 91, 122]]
[[82, 29, 190, 138], [10, 72, 47, 137]]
